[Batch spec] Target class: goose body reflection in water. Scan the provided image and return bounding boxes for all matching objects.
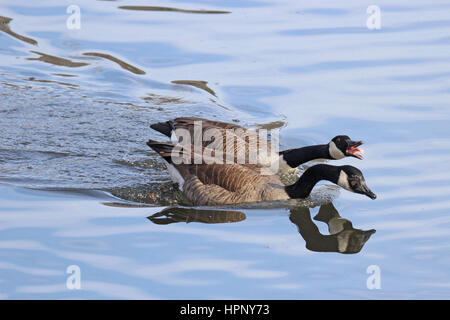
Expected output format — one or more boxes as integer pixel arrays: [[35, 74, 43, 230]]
[[147, 203, 375, 254], [148, 207, 246, 224]]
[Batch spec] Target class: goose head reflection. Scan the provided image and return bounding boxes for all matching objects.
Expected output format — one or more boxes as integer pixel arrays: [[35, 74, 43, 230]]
[[148, 207, 246, 224], [289, 203, 376, 254]]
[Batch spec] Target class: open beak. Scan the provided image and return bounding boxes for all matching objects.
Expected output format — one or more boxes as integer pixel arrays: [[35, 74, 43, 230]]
[[346, 140, 364, 160]]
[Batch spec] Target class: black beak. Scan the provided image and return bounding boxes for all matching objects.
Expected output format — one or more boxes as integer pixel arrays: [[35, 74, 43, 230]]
[[362, 186, 377, 200], [348, 140, 363, 148]]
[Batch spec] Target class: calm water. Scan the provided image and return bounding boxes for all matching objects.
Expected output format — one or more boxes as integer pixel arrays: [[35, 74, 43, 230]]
[[0, 0, 449, 299]]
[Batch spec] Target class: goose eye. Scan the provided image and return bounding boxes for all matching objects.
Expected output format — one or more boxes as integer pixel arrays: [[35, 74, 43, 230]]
[[349, 176, 360, 187]]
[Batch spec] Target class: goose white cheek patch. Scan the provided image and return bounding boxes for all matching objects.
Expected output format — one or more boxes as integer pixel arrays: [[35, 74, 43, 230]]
[[337, 170, 352, 191], [329, 141, 346, 159]]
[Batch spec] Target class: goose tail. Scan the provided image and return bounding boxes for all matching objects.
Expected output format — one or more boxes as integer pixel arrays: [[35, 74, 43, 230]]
[[150, 120, 175, 138], [146, 139, 175, 164]]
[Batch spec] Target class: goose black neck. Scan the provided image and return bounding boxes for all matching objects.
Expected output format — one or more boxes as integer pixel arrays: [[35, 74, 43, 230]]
[[285, 164, 340, 199], [280, 144, 330, 168]]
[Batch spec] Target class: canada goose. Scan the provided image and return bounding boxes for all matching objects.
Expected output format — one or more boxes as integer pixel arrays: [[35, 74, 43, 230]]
[[150, 117, 365, 176], [146, 140, 376, 206]]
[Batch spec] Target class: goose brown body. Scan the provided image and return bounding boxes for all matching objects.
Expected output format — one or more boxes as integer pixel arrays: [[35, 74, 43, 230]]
[[179, 163, 289, 206]]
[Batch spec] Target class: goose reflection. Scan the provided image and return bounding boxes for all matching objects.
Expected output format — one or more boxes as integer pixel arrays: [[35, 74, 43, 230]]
[[148, 207, 246, 225], [290, 203, 375, 254], [147, 204, 374, 254]]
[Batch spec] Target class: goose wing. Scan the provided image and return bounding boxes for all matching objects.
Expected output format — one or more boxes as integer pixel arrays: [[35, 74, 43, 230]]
[[150, 117, 244, 138], [150, 117, 278, 168]]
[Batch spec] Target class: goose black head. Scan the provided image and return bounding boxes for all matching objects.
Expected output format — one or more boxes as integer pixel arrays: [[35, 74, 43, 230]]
[[329, 135, 364, 160], [337, 165, 377, 199]]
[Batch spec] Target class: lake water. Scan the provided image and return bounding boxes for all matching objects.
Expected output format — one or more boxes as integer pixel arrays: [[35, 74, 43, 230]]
[[0, 0, 449, 299]]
